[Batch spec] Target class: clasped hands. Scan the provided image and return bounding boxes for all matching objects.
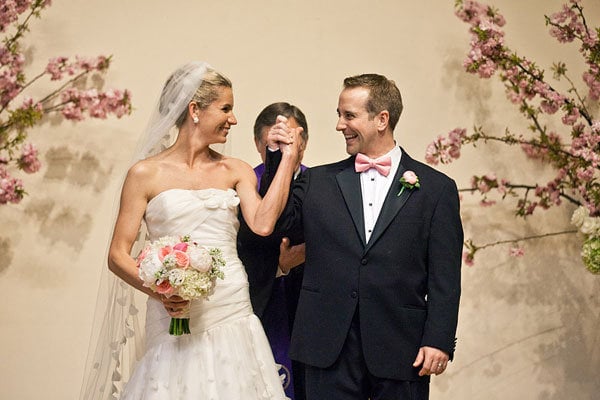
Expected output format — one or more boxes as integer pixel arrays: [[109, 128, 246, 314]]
[[267, 115, 303, 158]]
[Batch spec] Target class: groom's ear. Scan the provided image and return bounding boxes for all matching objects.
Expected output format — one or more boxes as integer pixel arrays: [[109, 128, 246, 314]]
[[375, 110, 390, 133]]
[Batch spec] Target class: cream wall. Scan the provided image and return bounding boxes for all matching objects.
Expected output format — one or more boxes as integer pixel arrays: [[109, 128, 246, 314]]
[[1, 1, 599, 399]]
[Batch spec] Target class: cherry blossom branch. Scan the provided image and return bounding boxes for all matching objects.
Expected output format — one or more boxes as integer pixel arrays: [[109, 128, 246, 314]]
[[462, 229, 578, 266], [3, 3, 39, 51], [0, 2, 132, 205]]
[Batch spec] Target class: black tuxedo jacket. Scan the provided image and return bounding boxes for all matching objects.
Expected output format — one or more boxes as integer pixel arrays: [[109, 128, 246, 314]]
[[264, 148, 463, 381]]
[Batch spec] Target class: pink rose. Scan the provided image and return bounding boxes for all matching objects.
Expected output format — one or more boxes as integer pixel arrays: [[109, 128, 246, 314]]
[[173, 242, 188, 252], [156, 280, 174, 295], [158, 245, 172, 261], [136, 245, 150, 267], [402, 171, 418, 185], [173, 250, 190, 268]]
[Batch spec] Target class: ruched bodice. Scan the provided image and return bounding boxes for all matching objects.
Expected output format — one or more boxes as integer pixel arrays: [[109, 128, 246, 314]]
[[120, 189, 287, 400], [145, 188, 240, 249]]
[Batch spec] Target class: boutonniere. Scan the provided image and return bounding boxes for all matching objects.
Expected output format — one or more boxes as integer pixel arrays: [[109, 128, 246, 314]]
[[398, 170, 420, 196]]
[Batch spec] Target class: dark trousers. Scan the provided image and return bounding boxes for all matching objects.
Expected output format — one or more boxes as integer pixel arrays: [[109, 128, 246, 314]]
[[304, 310, 429, 400]]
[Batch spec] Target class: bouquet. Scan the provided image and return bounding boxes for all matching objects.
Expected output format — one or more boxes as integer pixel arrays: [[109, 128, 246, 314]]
[[136, 235, 225, 335]]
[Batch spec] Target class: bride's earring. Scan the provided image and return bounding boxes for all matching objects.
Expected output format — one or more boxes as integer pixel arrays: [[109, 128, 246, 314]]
[[192, 116, 199, 124]]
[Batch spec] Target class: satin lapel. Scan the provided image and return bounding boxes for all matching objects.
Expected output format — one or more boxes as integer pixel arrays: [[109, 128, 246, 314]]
[[365, 161, 412, 252], [336, 164, 366, 247]]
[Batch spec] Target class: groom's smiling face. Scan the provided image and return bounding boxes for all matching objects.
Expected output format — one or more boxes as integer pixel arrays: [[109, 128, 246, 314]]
[[336, 87, 381, 157]]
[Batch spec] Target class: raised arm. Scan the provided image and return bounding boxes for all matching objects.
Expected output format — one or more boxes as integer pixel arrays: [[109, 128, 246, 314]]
[[236, 116, 301, 236]]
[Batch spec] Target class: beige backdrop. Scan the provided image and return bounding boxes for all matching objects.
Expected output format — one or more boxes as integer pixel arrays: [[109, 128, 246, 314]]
[[1, 1, 599, 399]]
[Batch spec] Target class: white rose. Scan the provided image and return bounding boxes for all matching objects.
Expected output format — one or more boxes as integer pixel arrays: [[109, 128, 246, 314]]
[[139, 253, 163, 286], [188, 247, 213, 273], [571, 206, 588, 229]]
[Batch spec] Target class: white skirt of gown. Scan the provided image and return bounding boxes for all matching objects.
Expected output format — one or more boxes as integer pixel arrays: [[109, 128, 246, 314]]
[[120, 189, 288, 400]]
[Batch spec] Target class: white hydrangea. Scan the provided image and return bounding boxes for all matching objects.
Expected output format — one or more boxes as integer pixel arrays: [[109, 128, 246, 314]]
[[168, 268, 186, 286], [571, 206, 600, 236], [571, 206, 588, 229], [580, 216, 600, 236]]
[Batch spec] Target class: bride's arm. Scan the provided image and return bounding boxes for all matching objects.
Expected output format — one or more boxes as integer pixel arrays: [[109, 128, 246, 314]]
[[236, 123, 300, 236], [108, 162, 189, 316], [107, 162, 158, 298]]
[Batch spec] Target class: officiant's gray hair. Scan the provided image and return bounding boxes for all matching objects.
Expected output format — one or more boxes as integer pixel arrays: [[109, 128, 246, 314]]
[[343, 73, 403, 131]]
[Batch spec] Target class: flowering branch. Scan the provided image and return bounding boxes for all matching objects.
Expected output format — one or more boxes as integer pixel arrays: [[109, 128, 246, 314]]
[[462, 230, 578, 266], [427, 0, 600, 273], [0, 0, 133, 205]]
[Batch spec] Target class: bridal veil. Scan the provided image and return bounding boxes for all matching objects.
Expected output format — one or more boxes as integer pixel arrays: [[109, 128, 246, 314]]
[[79, 61, 211, 399]]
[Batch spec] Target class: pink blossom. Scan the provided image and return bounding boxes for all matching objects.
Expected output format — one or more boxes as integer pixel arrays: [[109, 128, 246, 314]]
[[576, 167, 594, 182], [561, 106, 581, 125], [424, 128, 466, 165], [45, 56, 69, 80], [462, 250, 475, 267], [0, 166, 25, 204], [509, 246, 525, 257], [0, 49, 24, 107], [477, 180, 491, 193], [20, 97, 43, 112], [583, 67, 600, 101], [497, 179, 510, 197], [58, 87, 132, 121], [548, 3, 586, 43], [17, 143, 41, 173], [479, 199, 496, 207], [0, 0, 32, 33]]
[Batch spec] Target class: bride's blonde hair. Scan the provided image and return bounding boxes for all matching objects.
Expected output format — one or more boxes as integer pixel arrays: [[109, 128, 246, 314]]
[[173, 68, 232, 128]]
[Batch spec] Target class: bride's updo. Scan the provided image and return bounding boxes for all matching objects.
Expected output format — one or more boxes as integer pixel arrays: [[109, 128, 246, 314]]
[[161, 67, 232, 129], [137, 62, 232, 160]]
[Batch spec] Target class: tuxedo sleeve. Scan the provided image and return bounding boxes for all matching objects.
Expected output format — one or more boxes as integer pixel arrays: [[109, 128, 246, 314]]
[[421, 178, 463, 360], [261, 148, 304, 242]]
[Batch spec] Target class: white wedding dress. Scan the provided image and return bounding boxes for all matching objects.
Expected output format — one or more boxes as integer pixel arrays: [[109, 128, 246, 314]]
[[120, 188, 288, 400]]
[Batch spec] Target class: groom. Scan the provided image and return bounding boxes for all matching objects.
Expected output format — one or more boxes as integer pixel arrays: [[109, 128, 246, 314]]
[[263, 74, 463, 400]]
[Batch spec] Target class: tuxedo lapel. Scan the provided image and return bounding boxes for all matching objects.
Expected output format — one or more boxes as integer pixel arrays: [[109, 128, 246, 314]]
[[365, 154, 413, 252], [335, 162, 367, 247]]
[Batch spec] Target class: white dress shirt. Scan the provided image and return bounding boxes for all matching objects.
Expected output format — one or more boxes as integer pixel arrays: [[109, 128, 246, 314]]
[[360, 146, 402, 243]]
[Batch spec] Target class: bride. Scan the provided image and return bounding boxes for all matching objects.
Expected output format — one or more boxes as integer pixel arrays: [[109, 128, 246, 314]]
[[84, 61, 300, 399]]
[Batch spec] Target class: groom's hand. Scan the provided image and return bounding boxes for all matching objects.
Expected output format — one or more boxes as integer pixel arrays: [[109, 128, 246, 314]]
[[267, 115, 303, 154], [413, 346, 449, 376]]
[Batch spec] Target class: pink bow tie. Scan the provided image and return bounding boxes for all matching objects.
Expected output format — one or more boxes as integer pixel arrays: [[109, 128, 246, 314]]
[[354, 153, 392, 177]]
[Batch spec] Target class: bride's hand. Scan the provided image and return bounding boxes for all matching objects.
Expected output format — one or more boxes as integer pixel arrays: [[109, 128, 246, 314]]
[[267, 115, 302, 159], [159, 294, 190, 317]]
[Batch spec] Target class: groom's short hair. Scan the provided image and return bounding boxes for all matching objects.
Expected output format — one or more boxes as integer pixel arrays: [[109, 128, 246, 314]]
[[343, 73, 403, 131]]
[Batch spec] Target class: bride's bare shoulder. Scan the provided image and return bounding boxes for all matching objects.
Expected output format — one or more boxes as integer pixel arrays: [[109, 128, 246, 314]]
[[221, 155, 253, 173], [127, 158, 161, 180]]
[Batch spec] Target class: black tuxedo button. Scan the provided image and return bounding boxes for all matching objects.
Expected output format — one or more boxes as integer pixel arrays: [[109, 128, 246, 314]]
[[361, 258, 368, 265], [351, 291, 358, 298]]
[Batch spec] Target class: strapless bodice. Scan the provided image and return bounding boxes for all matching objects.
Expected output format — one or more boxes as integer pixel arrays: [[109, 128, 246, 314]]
[[144, 188, 241, 250]]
